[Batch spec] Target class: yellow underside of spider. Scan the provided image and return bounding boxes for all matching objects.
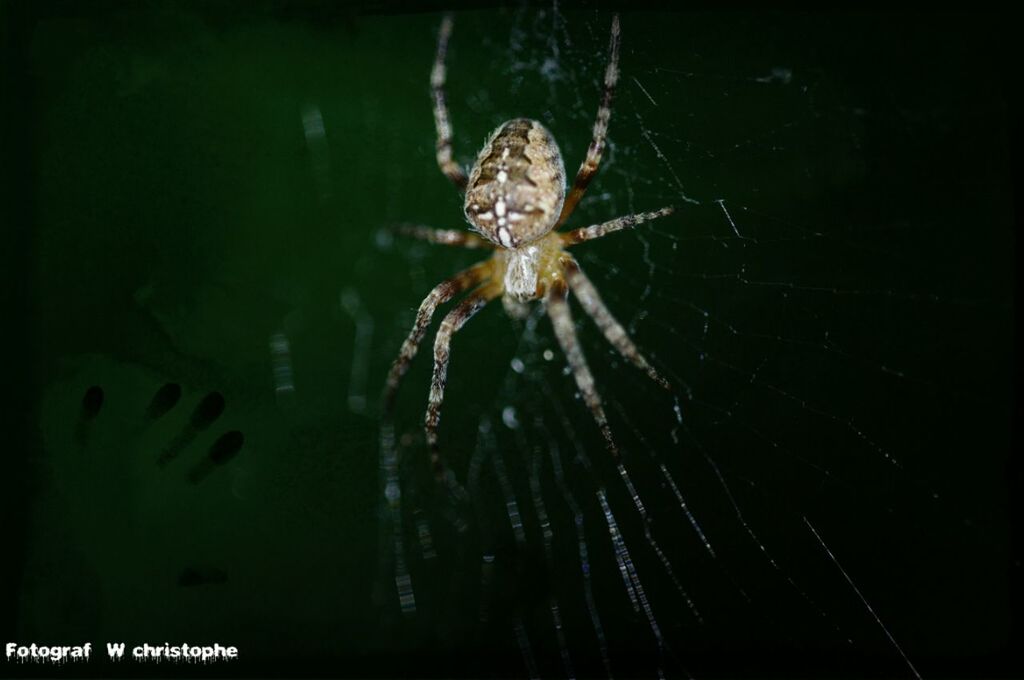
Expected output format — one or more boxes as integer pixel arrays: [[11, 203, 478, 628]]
[[490, 231, 571, 305]]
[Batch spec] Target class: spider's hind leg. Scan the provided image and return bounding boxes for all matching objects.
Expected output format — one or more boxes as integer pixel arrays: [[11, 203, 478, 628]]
[[546, 277, 619, 458], [377, 260, 491, 617], [382, 260, 491, 416], [562, 255, 670, 389], [425, 282, 502, 477]]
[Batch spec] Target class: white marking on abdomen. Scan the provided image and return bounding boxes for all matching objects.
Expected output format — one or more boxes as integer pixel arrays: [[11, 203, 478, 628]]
[[498, 226, 512, 247]]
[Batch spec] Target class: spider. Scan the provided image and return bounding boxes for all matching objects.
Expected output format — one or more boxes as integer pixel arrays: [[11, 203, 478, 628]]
[[383, 13, 673, 476]]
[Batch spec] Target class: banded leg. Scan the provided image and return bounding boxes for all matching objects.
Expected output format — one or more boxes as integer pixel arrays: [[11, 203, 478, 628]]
[[432, 14, 468, 190], [425, 283, 501, 474], [393, 224, 495, 250], [562, 255, 670, 389], [546, 278, 619, 458], [383, 261, 491, 415], [555, 14, 621, 228], [562, 206, 674, 245]]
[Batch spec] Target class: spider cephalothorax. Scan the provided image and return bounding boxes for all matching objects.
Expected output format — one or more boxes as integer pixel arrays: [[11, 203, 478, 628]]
[[383, 13, 673, 475]]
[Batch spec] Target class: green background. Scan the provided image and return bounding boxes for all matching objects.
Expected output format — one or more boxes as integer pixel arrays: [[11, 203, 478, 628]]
[[3, 4, 1015, 678]]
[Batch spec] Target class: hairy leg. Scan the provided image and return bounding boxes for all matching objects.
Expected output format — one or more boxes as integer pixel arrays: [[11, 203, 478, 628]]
[[562, 255, 669, 389], [431, 14, 468, 190], [392, 224, 494, 250], [562, 206, 674, 245], [546, 278, 619, 458], [425, 283, 501, 474], [378, 259, 490, 616], [382, 260, 492, 415], [555, 14, 621, 228]]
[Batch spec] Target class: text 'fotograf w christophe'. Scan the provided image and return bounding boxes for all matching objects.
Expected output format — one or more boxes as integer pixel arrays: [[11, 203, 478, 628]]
[[5, 642, 239, 663]]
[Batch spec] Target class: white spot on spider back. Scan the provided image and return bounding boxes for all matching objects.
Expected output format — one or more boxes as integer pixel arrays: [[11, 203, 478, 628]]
[[495, 200, 506, 217], [501, 147, 510, 159], [478, 211, 494, 221], [497, 169, 508, 183], [498, 226, 512, 247]]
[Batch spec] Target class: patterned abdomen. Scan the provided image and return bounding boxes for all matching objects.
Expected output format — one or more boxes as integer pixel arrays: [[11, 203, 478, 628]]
[[463, 119, 566, 249]]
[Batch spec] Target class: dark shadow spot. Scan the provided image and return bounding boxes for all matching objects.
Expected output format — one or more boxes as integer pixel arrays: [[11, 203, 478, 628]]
[[186, 430, 244, 483], [158, 391, 226, 467], [209, 430, 244, 464], [81, 386, 104, 420], [145, 382, 181, 420], [190, 391, 225, 430], [178, 566, 228, 587], [76, 386, 105, 447]]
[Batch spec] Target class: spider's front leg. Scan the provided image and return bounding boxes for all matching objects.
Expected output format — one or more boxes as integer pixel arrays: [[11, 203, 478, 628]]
[[556, 14, 621, 227], [431, 14, 468, 191], [424, 282, 502, 476]]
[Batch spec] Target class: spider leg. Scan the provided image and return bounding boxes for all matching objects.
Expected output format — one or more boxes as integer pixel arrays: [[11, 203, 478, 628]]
[[425, 282, 502, 475], [562, 206, 674, 245], [546, 277, 619, 458], [432, 14, 468, 191], [383, 260, 492, 415], [555, 14, 621, 228], [379, 261, 490, 617], [562, 254, 670, 389], [392, 224, 495, 250]]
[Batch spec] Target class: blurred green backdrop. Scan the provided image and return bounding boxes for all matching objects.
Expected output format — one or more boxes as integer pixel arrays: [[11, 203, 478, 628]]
[[4, 3, 1015, 678]]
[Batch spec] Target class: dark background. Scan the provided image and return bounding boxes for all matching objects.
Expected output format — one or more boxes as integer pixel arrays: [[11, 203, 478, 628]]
[[2, 2, 1017, 678]]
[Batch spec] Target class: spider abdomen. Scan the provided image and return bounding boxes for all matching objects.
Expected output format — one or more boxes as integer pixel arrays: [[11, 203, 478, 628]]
[[464, 118, 566, 249]]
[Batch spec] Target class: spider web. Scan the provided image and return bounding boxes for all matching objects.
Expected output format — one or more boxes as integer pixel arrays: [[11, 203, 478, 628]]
[[362, 7, 1013, 678]]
